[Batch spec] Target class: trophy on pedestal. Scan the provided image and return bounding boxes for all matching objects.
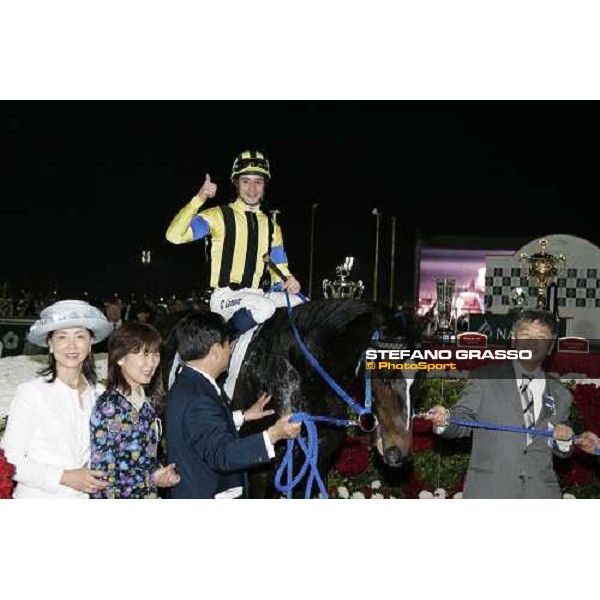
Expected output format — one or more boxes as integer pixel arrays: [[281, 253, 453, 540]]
[[322, 256, 364, 299], [435, 277, 456, 335], [519, 239, 565, 310]]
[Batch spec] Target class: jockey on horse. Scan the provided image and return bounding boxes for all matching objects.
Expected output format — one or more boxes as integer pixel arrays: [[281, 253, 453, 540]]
[[165, 149, 304, 397]]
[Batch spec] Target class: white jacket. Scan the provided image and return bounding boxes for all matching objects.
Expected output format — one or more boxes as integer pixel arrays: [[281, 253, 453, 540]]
[[1, 376, 104, 499]]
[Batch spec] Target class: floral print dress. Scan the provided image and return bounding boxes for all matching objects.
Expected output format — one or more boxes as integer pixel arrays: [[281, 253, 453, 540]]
[[90, 389, 161, 499]]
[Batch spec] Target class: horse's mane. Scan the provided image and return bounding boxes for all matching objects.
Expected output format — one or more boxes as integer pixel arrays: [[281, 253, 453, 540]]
[[290, 298, 384, 334], [283, 299, 390, 369]]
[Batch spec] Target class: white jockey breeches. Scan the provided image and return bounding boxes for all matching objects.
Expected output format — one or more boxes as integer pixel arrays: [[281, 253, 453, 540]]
[[210, 286, 302, 323]]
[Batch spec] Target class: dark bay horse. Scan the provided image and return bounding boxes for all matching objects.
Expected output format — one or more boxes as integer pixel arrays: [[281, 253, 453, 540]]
[[159, 298, 417, 498]]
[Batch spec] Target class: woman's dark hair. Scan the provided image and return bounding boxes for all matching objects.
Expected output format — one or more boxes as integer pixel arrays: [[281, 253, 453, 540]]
[[107, 322, 164, 406], [39, 329, 98, 385], [173, 311, 229, 361]]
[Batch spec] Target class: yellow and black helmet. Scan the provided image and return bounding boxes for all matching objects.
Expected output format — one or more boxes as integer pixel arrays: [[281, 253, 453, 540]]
[[231, 150, 271, 183]]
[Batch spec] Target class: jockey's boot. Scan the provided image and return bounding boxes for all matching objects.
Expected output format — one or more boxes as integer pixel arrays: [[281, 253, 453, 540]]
[[224, 326, 257, 399], [228, 308, 258, 339]]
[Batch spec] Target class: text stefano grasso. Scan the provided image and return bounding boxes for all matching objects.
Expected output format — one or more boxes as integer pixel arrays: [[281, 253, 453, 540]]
[[365, 349, 533, 361]]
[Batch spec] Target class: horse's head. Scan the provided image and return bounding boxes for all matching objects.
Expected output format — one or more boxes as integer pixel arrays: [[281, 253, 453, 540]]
[[370, 375, 414, 468]]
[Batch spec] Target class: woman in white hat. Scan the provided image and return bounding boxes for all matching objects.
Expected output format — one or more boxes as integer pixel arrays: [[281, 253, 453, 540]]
[[1, 300, 113, 499]]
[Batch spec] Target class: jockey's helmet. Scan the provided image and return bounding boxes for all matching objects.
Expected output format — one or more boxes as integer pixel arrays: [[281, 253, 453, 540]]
[[231, 150, 271, 183]]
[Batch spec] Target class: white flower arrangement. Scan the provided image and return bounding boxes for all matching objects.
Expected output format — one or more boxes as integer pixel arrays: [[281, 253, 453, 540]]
[[419, 488, 456, 499], [337, 486, 349, 499], [419, 490, 576, 499], [334, 486, 389, 500], [1, 354, 108, 418]]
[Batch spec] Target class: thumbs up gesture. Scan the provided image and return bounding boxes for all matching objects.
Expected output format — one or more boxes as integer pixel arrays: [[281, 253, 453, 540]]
[[197, 174, 217, 201]]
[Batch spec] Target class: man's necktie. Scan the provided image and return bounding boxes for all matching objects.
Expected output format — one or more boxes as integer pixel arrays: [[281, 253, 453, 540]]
[[221, 387, 232, 406], [520, 374, 535, 446]]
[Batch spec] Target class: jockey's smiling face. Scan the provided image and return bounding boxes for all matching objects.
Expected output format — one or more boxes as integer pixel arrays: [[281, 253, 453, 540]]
[[238, 174, 265, 207]]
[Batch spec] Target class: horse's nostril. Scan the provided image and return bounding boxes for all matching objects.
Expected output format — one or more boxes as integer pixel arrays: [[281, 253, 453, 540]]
[[384, 446, 403, 466]]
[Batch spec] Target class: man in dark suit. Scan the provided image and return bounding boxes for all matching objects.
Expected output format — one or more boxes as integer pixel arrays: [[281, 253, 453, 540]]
[[426, 310, 574, 499], [166, 311, 301, 499]]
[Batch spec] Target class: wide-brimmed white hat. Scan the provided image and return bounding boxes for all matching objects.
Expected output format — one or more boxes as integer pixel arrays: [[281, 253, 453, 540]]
[[27, 299, 114, 347]]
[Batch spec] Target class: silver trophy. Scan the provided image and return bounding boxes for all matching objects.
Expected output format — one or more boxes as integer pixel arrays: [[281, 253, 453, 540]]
[[435, 277, 456, 332], [323, 256, 364, 299]]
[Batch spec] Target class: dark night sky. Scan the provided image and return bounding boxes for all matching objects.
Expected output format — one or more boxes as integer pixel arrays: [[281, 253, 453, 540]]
[[1, 101, 599, 303]]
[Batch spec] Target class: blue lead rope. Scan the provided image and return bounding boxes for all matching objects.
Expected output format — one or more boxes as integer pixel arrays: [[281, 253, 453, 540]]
[[449, 418, 555, 439], [364, 375, 372, 413], [273, 413, 354, 499], [447, 417, 600, 455]]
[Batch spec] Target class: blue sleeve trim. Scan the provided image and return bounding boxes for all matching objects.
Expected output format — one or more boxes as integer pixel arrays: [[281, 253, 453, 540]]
[[191, 216, 210, 240], [270, 245, 288, 264]]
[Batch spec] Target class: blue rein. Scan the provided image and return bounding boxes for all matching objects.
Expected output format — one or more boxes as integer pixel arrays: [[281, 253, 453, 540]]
[[283, 291, 371, 419]]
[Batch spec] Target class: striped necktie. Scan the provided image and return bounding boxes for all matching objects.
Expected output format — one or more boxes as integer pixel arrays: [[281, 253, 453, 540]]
[[520, 374, 535, 445]]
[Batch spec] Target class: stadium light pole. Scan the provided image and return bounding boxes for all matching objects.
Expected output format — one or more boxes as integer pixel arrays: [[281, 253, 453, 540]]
[[141, 249, 151, 298], [269, 209, 281, 225], [308, 202, 319, 298], [372, 208, 381, 302], [389, 215, 397, 307]]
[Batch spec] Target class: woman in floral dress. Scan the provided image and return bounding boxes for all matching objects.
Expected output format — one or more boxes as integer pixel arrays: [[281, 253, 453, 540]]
[[90, 322, 180, 498]]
